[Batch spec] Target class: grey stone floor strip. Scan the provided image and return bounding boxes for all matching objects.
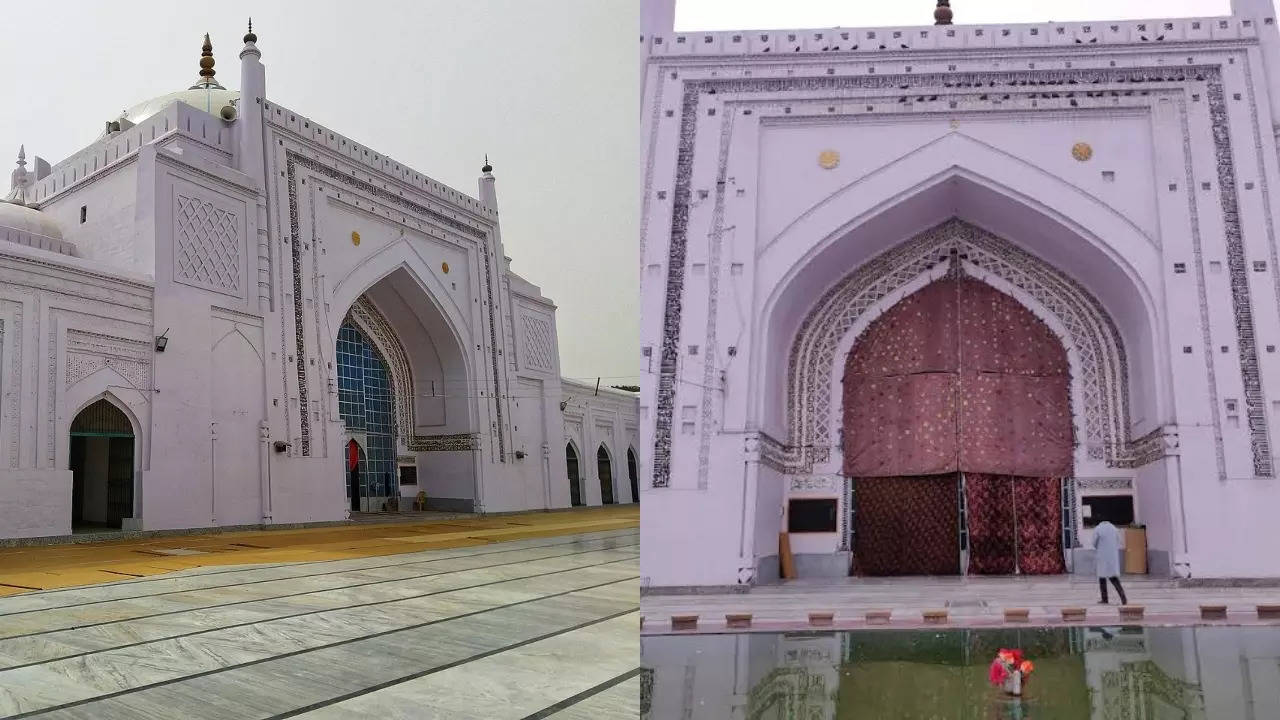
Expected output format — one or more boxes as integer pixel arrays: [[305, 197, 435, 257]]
[[0, 536, 638, 645], [20, 584, 638, 720], [0, 546, 638, 670], [287, 612, 639, 719], [522, 669, 642, 719], [0, 529, 637, 615], [0, 572, 638, 718]]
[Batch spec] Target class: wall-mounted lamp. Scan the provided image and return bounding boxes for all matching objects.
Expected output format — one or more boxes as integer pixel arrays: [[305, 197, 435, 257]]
[[273, 440, 290, 453], [514, 450, 527, 460], [558, 400, 569, 412], [154, 329, 170, 353]]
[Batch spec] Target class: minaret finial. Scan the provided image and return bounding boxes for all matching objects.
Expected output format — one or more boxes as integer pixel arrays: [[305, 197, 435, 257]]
[[199, 33, 216, 81], [934, 0, 953, 25], [192, 33, 226, 89], [482, 154, 493, 174], [16, 145, 25, 168], [244, 17, 257, 44]]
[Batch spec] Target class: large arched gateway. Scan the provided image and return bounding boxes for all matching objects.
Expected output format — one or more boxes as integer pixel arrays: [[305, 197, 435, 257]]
[[844, 273, 1071, 576]]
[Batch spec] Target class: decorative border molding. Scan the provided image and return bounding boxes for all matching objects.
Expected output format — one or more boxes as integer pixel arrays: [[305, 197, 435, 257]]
[[346, 296, 421, 451], [284, 159, 312, 455], [409, 432, 479, 452], [1076, 477, 1135, 491], [4, 305, 20, 468]]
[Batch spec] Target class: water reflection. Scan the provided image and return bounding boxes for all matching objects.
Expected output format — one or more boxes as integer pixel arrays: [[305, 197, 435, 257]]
[[641, 625, 1280, 719]]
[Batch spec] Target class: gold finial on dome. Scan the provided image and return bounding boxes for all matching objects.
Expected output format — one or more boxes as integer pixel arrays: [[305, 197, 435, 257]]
[[191, 33, 226, 90], [934, 0, 953, 25], [199, 33, 215, 79]]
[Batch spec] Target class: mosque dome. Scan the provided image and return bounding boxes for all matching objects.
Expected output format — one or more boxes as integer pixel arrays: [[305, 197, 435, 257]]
[[118, 86, 240, 125], [0, 201, 64, 243], [111, 33, 238, 127], [2, 147, 70, 255]]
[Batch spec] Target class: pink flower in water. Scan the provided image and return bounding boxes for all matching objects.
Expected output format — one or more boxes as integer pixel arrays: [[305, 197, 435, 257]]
[[989, 658, 1010, 686]]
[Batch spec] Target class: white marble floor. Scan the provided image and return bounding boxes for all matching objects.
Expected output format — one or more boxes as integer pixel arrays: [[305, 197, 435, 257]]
[[0, 529, 640, 719]]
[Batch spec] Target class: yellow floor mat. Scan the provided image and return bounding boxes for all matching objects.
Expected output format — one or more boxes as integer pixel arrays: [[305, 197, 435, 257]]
[[0, 507, 638, 594]]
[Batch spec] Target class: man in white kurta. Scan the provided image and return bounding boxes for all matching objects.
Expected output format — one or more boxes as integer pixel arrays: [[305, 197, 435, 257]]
[[1092, 520, 1128, 604]]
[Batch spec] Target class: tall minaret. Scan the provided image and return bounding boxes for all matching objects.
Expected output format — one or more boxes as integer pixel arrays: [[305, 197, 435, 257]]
[[237, 18, 266, 179], [237, 19, 271, 315], [478, 155, 498, 210], [1233, 0, 1280, 135]]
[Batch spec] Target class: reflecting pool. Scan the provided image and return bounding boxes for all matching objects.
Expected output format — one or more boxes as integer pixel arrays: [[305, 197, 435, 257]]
[[641, 625, 1280, 719]]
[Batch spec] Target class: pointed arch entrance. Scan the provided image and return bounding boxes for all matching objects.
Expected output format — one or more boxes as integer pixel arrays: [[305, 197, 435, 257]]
[[597, 445, 615, 505], [845, 273, 1071, 576], [69, 398, 136, 529], [566, 442, 583, 506], [337, 323, 395, 512], [627, 447, 639, 504]]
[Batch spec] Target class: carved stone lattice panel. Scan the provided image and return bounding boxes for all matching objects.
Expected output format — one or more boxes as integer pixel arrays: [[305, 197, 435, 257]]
[[788, 475, 838, 492], [1076, 477, 1134, 491], [64, 330, 151, 391], [520, 315, 555, 372], [786, 220, 1131, 473], [174, 193, 241, 295], [409, 433, 479, 452]]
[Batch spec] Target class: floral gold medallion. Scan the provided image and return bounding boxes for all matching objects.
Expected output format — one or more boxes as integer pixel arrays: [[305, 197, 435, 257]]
[[818, 149, 840, 170], [351, 231, 361, 246], [1071, 142, 1093, 162], [441, 262, 450, 274]]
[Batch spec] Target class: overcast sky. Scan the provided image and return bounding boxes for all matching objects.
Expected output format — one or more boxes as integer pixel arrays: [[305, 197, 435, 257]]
[[675, 0, 1236, 30], [0, 0, 639, 385]]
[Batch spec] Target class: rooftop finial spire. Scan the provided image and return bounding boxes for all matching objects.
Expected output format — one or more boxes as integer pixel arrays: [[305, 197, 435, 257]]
[[482, 154, 493, 174], [244, 17, 257, 44], [192, 33, 226, 89], [934, 0, 953, 25], [199, 33, 216, 81], [6, 146, 33, 206]]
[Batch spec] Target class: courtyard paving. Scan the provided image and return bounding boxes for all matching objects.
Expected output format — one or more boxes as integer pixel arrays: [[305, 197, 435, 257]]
[[642, 574, 1280, 635], [0, 508, 639, 718]]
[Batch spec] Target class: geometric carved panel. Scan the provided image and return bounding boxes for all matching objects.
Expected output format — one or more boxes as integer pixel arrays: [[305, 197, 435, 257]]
[[521, 314, 555, 372], [174, 193, 241, 295], [65, 330, 151, 391]]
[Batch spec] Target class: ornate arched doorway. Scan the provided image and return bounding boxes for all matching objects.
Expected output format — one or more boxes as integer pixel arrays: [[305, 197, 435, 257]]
[[566, 442, 583, 506], [598, 445, 615, 505], [337, 322, 395, 513], [69, 399, 135, 529], [844, 274, 1072, 576]]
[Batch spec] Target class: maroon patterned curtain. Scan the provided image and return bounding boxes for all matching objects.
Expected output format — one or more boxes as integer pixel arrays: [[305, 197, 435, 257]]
[[843, 277, 1072, 478], [964, 474, 1065, 575], [854, 475, 960, 576], [964, 473, 1016, 575], [1014, 476, 1066, 574]]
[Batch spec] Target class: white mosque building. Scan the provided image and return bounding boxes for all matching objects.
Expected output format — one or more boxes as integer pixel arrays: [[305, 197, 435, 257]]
[[640, 0, 1280, 588], [0, 27, 637, 539]]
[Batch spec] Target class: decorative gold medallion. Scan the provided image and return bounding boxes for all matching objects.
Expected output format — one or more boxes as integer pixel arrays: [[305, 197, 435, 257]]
[[1071, 142, 1093, 162], [351, 231, 361, 246], [441, 262, 450, 274], [818, 149, 840, 170]]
